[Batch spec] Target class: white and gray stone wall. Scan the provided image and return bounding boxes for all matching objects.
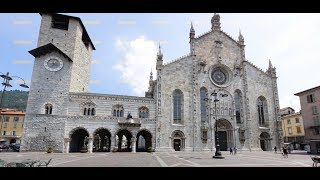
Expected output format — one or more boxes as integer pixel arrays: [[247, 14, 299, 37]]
[[21, 114, 65, 152]]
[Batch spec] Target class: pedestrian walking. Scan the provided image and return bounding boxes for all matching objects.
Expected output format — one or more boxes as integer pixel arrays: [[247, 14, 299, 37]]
[[229, 147, 233, 155], [274, 146, 277, 153], [282, 147, 288, 158], [233, 147, 237, 155]]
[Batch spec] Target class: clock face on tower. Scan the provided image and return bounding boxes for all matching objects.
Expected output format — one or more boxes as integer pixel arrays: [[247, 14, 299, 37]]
[[44, 57, 63, 72]]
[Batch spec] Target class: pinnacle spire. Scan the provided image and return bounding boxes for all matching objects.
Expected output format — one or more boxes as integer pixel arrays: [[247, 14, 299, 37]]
[[190, 22, 195, 33], [238, 29, 244, 44], [150, 68, 153, 80], [190, 22, 195, 40], [268, 59, 273, 69], [211, 13, 221, 31], [157, 43, 163, 60]]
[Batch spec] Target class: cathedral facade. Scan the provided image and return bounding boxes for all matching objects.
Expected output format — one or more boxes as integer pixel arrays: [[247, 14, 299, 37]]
[[21, 13, 283, 153]]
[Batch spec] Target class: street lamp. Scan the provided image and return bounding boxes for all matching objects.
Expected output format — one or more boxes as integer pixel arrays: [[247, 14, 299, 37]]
[[0, 72, 29, 109], [205, 90, 228, 159]]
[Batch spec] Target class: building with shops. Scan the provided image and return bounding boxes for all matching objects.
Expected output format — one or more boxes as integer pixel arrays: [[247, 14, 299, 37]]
[[280, 107, 305, 150], [0, 108, 25, 145]]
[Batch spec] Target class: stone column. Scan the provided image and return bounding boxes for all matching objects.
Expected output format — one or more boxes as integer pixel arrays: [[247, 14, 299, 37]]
[[88, 137, 93, 153], [64, 138, 71, 153], [111, 135, 116, 151], [131, 137, 136, 153]]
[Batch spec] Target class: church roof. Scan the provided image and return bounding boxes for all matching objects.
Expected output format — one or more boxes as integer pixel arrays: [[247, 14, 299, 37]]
[[39, 13, 96, 50], [29, 43, 72, 61], [195, 30, 240, 46]]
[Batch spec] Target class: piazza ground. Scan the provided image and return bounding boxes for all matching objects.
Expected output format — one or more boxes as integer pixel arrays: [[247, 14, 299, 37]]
[[0, 150, 316, 167]]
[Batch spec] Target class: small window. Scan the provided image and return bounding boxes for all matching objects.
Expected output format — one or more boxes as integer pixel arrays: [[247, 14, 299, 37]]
[[14, 117, 19, 122], [13, 123, 17, 129], [287, 119, 291, 124], [315, 128, 320, 135], [51, 14, 69, 30], [3, 123, 8, 128], [45, 104, 53, 115], [296, 126, 301, 133], [3, 131, 6, 135], [4, 117, 9, 122], [307, 94, 315, 103], [312, 106, 318, 115], [201, 130, 207, 143], [288, 127, 292, 135], [113, 105, 124, 117], [314, 116, 320, 126], [12, 131, 16, 136], [139, 107, 149, 118], [295, 118, 299, 123]]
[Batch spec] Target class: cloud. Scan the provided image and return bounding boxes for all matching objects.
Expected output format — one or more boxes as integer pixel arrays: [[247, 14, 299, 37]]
[[92, 60, 101, 64], [83, 20, 101, 25], [13, 40, 32, 44], [151, 20, 170, 25], [117, 20, 137, 25], [12, 60, 32, 64], [13, 20, 32, 25], [112, 36, 157, 96], [13, 79, 31, 85], [89, 80, 101, 85], [92, 40, 102, 45]]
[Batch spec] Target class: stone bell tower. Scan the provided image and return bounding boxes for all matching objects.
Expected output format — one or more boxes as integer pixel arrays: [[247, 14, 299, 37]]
[[21, 13, 95, 152]]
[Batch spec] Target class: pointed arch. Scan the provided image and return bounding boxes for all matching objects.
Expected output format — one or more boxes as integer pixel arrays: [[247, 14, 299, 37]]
[[257, 96, 268, 126], [138, 106, 149, 118]]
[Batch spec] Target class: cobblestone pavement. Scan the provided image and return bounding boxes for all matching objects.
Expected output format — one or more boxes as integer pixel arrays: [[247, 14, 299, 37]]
[[0, 150, 316, 167]]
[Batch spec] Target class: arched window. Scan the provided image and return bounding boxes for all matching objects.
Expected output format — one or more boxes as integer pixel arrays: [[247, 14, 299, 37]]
[[200, 87, 208, 122], [113, 105, 124, 117], [45, 104, 52, 115], [234, 90, 242, 124], [139, 106, 149, 118], [257, 96, 268, 126], [82, 101, 96, 116], [173, 89, 184, 124]]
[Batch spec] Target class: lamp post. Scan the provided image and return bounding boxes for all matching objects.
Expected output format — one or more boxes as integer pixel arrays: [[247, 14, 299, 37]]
[[206, 90, 228, 159], [0, 72, 29, 109]]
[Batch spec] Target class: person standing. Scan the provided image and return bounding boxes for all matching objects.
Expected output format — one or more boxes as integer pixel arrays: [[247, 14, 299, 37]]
[[274, 146, 277, 153], [233, 147, 237, 155], [229, 147, 233, 155]]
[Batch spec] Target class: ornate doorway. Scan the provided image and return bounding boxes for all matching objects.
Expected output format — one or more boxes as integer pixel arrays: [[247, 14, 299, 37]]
[[215, 119, 234, 151], [259, 132, 271, 151], [171, 130, 185, 151]]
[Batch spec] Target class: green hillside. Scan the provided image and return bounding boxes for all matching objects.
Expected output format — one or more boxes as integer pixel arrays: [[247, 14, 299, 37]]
[[0, 90, 28, 111]]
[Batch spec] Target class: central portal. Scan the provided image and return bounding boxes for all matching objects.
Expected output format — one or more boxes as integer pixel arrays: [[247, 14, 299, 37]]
[[174, 139, 181, 151], [218, 131, 228, 151]]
